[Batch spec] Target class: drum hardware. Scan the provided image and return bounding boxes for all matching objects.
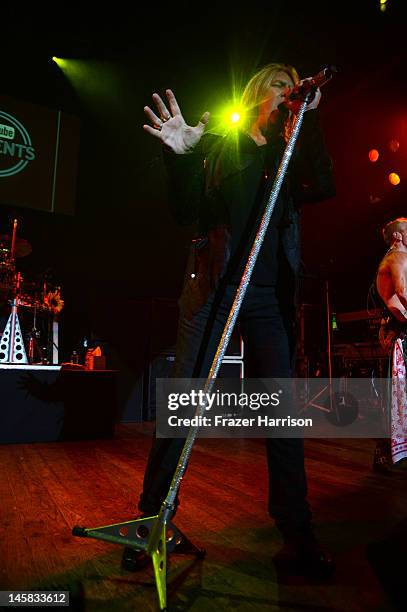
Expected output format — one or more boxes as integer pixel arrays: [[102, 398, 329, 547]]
[[27, 305, 45, 364], [0, 219, 63, 365], [299, 279, 342, 418], [0, 297, 28, 364], [296, 297, 389, 422], [0, 235, 32, 260]]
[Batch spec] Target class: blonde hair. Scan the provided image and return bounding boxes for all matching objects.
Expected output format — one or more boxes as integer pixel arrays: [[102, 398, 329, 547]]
[[382, 217, 407, 245], [241, 62, 300, 138]]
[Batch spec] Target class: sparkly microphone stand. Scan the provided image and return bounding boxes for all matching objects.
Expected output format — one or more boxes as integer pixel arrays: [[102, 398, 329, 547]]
[[73, 89, 316, 610]]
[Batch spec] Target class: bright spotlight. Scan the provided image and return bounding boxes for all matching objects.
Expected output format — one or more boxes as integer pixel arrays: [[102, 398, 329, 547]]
[[221, 104, 246, 130], [369, 149, 379, 162], [389, 172, 400, 186]]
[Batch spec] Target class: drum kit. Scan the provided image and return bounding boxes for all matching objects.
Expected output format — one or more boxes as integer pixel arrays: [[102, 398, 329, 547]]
[[0, 219, 64, 365]]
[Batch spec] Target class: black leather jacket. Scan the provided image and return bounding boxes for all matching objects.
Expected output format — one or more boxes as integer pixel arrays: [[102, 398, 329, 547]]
[[164, 109, 335, 324]]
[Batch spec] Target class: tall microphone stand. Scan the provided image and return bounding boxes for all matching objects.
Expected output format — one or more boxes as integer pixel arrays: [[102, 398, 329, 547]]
[[73, 91, 314, 610]]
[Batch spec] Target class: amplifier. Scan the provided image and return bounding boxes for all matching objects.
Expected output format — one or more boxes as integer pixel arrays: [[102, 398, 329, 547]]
[[333, 342, 388, 377], [144, 352, 244, 422], [333, 341, 387, 359], [333, 309, 383, 345]]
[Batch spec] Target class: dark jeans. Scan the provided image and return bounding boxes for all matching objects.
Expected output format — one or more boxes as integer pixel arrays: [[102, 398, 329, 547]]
[[139, 285, 312, 537]]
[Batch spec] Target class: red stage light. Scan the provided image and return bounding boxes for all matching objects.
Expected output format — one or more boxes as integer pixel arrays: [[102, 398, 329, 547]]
[[368, 149, 379, 162], [389, 172, 400, 186]]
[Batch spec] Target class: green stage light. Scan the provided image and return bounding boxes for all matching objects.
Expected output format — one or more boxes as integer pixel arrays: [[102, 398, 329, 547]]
[[52, 57, 70, 69], [210, 101, 247, 136], [222, 104, 246, 129]]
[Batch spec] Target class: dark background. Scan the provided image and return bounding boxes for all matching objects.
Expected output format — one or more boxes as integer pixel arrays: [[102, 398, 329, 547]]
[[0, 1, 405, 367]]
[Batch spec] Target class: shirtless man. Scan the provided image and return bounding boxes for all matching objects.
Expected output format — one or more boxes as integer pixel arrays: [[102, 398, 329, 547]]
[[376, 217, 407, 323], [374, 217, 407, 470]]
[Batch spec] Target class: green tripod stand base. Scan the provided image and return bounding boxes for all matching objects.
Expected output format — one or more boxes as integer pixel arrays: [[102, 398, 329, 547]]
[[72, 515, 206, 610]]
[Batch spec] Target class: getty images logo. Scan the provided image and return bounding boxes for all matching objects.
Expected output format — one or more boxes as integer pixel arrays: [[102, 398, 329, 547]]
[[0, 110, 36, 177]]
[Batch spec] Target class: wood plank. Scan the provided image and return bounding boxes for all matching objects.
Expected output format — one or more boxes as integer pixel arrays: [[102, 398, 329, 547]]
[[0, 427, 401, 611]]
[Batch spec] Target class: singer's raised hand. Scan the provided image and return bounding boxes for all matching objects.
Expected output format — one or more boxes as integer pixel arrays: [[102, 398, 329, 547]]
[[143, 89, 210, 154]]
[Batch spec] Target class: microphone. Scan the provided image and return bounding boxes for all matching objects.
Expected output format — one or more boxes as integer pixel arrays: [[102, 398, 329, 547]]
[[288, 65, 338, 100]]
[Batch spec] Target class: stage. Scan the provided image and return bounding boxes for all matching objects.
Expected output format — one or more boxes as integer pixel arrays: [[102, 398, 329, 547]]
[[0, 423, 405, 611], [0, 365, 118, 444]]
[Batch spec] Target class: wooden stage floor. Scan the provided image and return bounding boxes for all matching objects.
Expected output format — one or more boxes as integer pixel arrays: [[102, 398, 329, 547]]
[[1, 424, 406, 611]]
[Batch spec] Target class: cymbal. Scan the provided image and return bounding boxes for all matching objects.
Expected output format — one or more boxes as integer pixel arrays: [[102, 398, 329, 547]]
[[0, 235, 32, 257]]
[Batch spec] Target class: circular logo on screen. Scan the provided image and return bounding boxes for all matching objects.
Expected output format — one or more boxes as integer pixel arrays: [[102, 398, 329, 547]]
[[0, 110, 36, 177]]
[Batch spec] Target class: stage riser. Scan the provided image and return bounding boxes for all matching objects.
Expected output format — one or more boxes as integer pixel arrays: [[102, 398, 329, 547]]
[[0, 366, 117, 444]]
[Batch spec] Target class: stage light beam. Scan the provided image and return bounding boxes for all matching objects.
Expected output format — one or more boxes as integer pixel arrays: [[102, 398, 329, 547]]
[[51, 57, 68, 69]]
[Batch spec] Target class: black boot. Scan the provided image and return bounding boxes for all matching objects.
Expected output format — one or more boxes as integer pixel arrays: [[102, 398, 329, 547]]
[[121, 546, 151, 572], [276, 528, 335, 580], [121, 513, 153, 572]]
